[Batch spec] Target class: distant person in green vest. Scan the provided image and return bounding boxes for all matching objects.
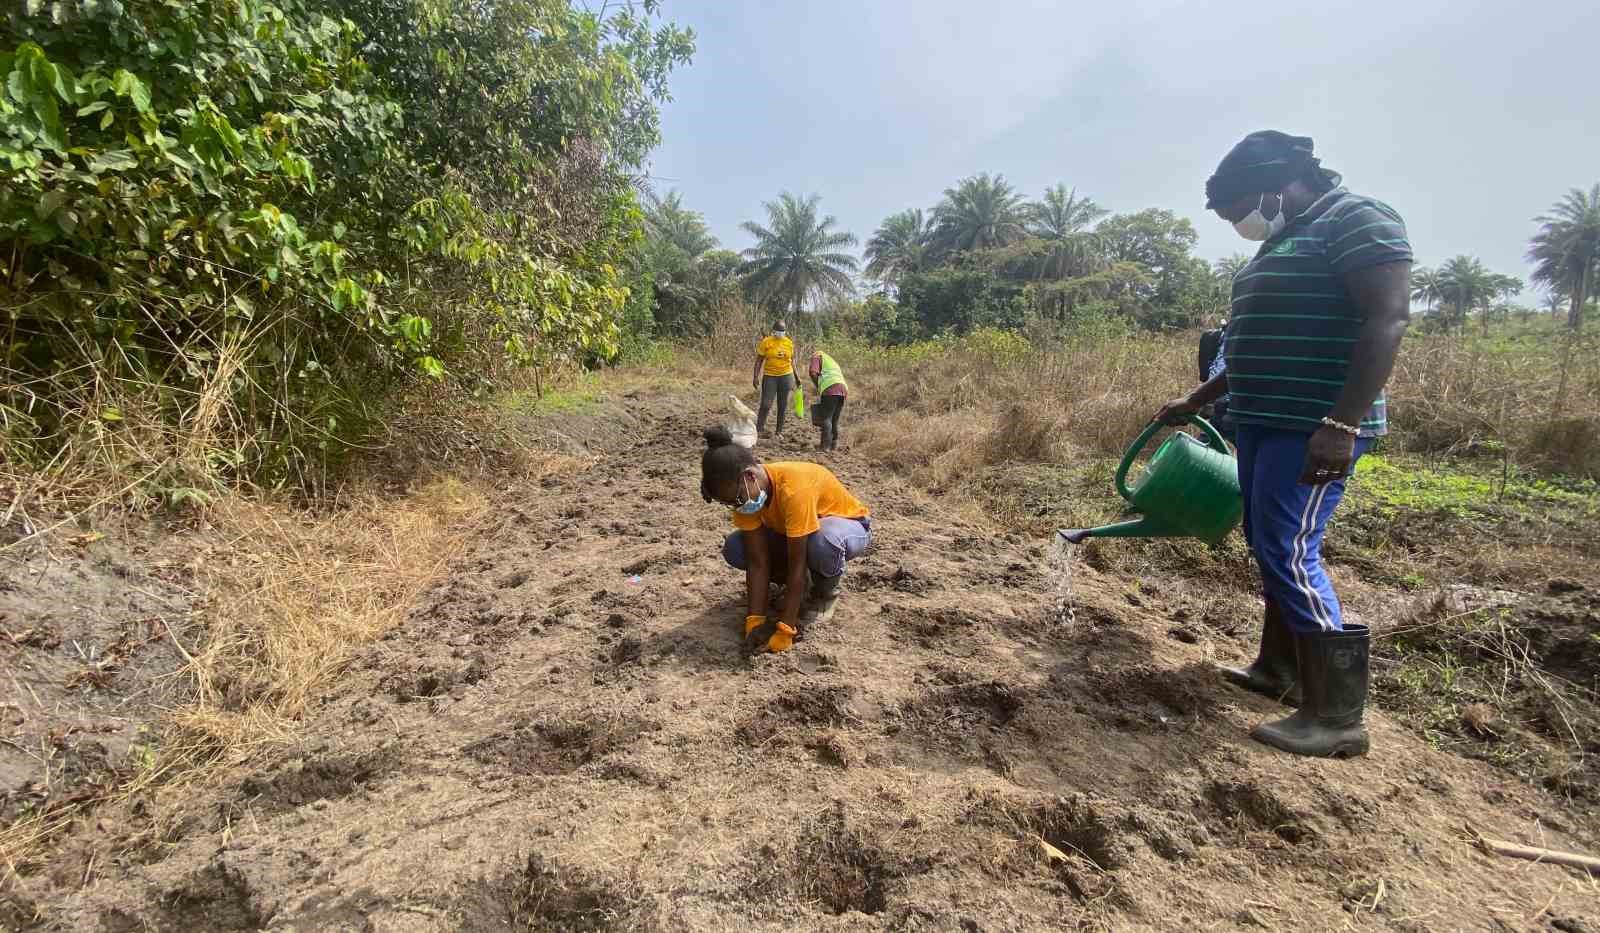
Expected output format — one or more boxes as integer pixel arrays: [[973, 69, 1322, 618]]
[[806, 348, 848, 451], [752, 320, 796, 438]]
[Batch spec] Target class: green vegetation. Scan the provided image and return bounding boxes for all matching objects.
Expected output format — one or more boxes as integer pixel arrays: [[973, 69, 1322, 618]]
[[931, 172, 1030, 253], [1412, 256, 1523, 333], [854, 179, 1223, 340], [1351, 455, 1598, 521], [862, 208, 935, 284], [5, 0, 1598, 505], [633, 190, 739, 340], [499, 375, 605, 416], [2, 0, 692, 488], [737, 192, 859, 322]]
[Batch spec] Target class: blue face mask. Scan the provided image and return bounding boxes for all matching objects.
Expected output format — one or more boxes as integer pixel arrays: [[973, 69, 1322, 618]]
[[734, 474, 767, 514]]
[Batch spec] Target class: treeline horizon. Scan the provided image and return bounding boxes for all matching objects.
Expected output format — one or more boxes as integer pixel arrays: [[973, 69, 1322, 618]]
[[636, 176, 1600, 344]]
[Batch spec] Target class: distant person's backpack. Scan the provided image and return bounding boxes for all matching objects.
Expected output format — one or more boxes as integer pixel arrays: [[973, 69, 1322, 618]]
[[1198, 327, 1223, 383]]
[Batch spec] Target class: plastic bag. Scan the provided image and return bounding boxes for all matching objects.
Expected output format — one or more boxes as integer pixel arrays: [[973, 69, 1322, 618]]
[[792, 389, 805, 419], [726, 394, 757, 449]]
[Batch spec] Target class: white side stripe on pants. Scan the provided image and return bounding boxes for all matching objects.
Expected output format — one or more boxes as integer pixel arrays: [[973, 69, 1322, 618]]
[[1290, 481, 1335, 630]]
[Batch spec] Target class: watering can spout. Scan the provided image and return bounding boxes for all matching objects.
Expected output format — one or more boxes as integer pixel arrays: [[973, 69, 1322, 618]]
[[1058, 515, 1172, 545]]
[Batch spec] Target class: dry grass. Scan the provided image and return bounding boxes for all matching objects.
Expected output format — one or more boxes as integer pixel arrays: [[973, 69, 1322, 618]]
[[700, 298, 773, 370], [833, 324, 1600, 486], [843, 334, 1187, 491], [1388, 327, 1600, 475], [0, 476, 488, 888], [164, 477, 488, 769], [1373, 587, 1600, 805]]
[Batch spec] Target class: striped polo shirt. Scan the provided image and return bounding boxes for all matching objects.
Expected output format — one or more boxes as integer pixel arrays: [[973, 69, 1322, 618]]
[[1223, 187, 1412, 437]]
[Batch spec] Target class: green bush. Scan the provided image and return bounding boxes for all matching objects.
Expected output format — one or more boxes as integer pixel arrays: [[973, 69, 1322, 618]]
[[1, 0, 691, 488]]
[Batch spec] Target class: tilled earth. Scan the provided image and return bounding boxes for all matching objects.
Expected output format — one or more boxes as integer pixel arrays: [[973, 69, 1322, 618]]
[[11, 389, 1600, 931]]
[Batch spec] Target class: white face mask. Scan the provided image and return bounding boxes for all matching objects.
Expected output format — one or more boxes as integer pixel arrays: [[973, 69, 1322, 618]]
[[1233, 192, 1289, 242]]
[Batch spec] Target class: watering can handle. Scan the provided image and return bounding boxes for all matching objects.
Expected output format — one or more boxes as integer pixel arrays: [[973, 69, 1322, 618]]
[[1114, 415, 1231, 502]]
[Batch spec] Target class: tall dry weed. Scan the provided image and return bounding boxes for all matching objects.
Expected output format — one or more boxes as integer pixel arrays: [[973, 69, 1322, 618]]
[[838, 323, 1598, 481], [844, 332, 1187, 478], [1387, 329, 1600, 476], [702, 298, 770, 370]]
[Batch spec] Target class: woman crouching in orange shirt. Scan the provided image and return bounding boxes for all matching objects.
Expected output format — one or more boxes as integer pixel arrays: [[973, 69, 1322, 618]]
[[699, 425, 872, 653]]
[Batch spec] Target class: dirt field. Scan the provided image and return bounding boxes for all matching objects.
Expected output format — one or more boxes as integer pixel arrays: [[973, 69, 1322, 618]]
[[4, 381, 1599, 931]]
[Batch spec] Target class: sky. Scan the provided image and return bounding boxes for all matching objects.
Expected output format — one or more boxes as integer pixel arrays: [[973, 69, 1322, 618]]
[[647, 0, 1599, 298]]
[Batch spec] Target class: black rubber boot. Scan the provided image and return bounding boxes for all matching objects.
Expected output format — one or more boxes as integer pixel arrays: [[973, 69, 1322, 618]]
[[799, 571, 841, 634], [1218, 601, 1302, 706], [1250, 624, 1370, 758]]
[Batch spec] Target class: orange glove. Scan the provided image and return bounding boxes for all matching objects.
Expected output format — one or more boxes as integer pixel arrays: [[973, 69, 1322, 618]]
[[744, 614, 766, 637], [764, 622, 797, 653]]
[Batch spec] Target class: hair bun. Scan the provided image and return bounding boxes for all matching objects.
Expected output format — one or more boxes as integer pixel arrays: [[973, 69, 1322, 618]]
[[703, 424, 733, 448]]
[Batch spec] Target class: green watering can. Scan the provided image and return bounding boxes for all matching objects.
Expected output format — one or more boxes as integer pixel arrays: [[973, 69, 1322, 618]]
[[1058, 415, 1242, 546]]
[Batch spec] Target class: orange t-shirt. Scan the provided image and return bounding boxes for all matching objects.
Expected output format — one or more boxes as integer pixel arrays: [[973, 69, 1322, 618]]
[[732, 462, 869, 538]]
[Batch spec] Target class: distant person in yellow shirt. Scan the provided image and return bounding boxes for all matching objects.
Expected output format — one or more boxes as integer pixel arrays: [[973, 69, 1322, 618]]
[[700, 424, 873, 653], [751, 320, 796, 437]]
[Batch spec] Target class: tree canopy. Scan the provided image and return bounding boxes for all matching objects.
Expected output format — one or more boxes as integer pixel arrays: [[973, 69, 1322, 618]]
[[1528, 184, 1600, 331], [0, 0, 693, 482], [864, 208, 935, 285], [932, 173, 1029, 255], [739, 192, 859, 321]]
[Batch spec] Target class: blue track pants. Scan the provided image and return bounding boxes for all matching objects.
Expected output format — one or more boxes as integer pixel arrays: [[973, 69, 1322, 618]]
[[1236, 425, 1371, 635]]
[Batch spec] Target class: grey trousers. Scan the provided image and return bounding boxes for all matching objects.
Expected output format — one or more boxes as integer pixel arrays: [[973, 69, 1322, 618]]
[[757, 373, 794, 433], [723, 516, 872, 579]]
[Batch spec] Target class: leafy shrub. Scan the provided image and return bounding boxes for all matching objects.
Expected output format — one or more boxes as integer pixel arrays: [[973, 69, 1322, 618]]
[[1, 0, 692, 491]]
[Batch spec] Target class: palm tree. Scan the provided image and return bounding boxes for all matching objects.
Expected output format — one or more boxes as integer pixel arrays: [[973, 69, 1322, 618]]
[[1436, 256, 1515, 332], [644, 189, 718, 259], [1026, 184, 1108, 279], [863, 208, 934, 284], [1528, 184, 1600, 331], [1410, 266, 1441, 317], [931, 173, 1029, 254], [739, 192, 859, 320]]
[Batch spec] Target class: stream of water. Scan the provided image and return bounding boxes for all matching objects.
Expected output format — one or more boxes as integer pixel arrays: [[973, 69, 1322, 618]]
[[1046, 533, 1079, 628]]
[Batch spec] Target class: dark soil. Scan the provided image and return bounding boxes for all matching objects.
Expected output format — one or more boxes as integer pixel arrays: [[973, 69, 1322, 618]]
[[1374, 582, 1600, 813]]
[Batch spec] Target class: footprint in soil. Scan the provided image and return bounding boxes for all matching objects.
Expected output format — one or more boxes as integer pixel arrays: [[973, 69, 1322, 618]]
[[899, 673, 1023, 734], [892, 674, 1026, 774], [883, 605, 988, 657], [1071, 662, 1221, 732], [855, 565, 935, 595], [157, 862, 262, 931], [965, 788, 1210, 873], [386, 655, 488, 702]]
